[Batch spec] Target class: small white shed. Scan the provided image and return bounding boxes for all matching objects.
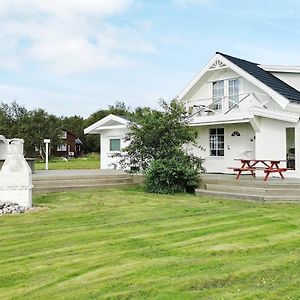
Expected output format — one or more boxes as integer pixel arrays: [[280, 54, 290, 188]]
[[84, 114, 130, 169]]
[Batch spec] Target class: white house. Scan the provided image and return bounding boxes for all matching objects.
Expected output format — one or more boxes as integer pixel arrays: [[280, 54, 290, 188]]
[[84, 114, 130, 169], [85, 52, 300, 177]]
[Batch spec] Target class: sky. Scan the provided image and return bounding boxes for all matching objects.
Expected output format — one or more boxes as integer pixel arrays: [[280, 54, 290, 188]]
[[0, 0, 300, 117]]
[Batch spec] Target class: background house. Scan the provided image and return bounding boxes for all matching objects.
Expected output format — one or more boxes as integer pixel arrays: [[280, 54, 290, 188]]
[[52, 129, 83, 157]]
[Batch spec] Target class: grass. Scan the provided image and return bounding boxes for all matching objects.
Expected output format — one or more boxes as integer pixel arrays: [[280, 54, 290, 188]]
[[35, 153, 100, 170], [0, 188, 299, 299]]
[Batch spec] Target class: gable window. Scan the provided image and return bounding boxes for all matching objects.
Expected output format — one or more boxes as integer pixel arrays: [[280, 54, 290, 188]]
[[110, 138, 121, 151], [210, 128, 224, 156], [61, 131, 67, 139], [228, 79, 240, 108], [212, 80, 224, 110]]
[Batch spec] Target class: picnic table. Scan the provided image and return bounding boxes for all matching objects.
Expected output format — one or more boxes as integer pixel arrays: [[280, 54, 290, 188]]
[[229, 159, 289, 181]]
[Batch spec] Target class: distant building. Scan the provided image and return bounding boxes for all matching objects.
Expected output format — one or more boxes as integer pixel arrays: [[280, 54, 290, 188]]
[[53, 129, 83, 157]]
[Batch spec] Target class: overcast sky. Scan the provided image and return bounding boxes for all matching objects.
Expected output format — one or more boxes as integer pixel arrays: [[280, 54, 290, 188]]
[[0, 0, 300, 117]]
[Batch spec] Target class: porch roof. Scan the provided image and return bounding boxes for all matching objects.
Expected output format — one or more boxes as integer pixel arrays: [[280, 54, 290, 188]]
[[189, 108, 299, 127]]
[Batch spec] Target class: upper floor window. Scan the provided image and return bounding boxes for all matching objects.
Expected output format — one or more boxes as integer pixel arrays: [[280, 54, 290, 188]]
[[211, 78, 240, 111], [61, 131, 67, 139], [212, 80, 224, 110], [229, 79, 240, 108]]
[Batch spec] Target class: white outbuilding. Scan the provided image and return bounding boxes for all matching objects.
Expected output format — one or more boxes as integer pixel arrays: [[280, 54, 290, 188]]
[[84, 114, 130, 169]]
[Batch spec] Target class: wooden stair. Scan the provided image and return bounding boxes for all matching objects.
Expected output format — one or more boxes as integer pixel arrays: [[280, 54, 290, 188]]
[[32, 173, 144, 195]]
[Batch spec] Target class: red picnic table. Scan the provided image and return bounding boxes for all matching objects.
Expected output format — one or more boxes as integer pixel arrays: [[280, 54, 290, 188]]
[[229, 159, 289, 181]]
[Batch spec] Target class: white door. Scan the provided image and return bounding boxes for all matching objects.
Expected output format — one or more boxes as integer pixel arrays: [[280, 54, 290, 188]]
[[226, 124, 255, 169]]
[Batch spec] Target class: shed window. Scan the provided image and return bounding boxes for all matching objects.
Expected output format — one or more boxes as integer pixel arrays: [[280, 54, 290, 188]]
[[110, 139, 121, 151], [210, 128, 224, 156]]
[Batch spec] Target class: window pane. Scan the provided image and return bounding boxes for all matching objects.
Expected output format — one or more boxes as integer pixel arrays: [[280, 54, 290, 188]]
[[110, 139, 121, 151], [229, 79, 240, 108], [212, 81, 224, 110], [218, 150, 224, 156], [209, 128, 224, 157]]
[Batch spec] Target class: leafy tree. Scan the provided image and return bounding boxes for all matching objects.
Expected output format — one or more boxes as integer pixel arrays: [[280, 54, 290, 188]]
[[25, 109, 63, 158], [0, 102, 63, 158], [118, 99, 198, 170], [115, 99, 203, 194]]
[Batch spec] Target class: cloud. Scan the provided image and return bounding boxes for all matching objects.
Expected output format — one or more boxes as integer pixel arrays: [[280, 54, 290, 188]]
[[0, 0, 157, 75]]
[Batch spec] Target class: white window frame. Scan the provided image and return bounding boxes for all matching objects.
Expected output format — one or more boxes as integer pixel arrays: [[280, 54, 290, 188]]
[[57, 144, 67, 152], [209, 128, 224, 157], [211, 78, 240, 110], [109, 138, 121, 152], [228, 78, 240, 108], [212, 80, 224, 110], [61, 131, 67, 139]]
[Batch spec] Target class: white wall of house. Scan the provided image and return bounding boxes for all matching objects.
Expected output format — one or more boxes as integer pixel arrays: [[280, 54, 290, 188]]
[[100, 127, 130, 169], [182, 67, 283, 115], [255, 117, 299, 177], [191, 123, 255, 173]]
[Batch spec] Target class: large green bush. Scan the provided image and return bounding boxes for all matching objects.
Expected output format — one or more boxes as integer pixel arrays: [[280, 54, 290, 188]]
[[144, 152, 202, 194]]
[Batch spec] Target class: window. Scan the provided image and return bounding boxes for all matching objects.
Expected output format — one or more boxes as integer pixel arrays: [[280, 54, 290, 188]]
[[231, 131, 241, 137], [109, 139, 121, 151], [212, 80, 224, 110], [229, 79, 240, 108], [210, 128, 224, 156], [61, 131, 67, 139], [286, 128, 295, 170], [57, 144, 67, 151]]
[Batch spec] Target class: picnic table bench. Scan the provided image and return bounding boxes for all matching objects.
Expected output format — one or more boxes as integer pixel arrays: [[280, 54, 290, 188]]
[[228, 159, 290, 181]]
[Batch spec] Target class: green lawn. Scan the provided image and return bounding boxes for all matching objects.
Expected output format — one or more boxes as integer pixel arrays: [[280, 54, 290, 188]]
[[35, 155, 100, 170], [0, 188, 299, 299]]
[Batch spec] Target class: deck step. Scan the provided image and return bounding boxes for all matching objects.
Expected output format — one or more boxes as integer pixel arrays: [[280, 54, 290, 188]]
[[195, 189, 300, 201], [32, 173, 143, 194], [204, 183, 300, 195], [33, 182, 136, 195], [33, 178, 133, 188]]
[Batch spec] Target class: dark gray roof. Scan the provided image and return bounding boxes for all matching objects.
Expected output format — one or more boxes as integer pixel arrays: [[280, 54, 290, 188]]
[[217, 52, 300, 103]]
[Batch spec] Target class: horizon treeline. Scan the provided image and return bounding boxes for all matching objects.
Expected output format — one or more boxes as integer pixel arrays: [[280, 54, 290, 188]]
[[0, 101, 137, 158]]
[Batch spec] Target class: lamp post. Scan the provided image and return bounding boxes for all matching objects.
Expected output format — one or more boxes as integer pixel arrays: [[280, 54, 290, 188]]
[[43, 139, 50, 170]]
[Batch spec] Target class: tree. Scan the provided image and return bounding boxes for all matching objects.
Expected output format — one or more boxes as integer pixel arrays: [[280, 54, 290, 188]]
[[0, 102, 63, 158], [25, 109, 63, 158], [115, 99, 203, 194]]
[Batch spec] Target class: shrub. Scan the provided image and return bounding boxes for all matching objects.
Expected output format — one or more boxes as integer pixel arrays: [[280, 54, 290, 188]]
[[144, 153, 202, 194]]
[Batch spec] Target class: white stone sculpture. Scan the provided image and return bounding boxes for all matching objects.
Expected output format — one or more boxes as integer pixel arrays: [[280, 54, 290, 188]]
[[0, 138, 32, 208]]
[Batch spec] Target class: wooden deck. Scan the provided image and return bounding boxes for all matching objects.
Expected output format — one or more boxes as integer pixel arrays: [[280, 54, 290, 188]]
[[32, 169, 144, 194], [196, 173, 300, 201]]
